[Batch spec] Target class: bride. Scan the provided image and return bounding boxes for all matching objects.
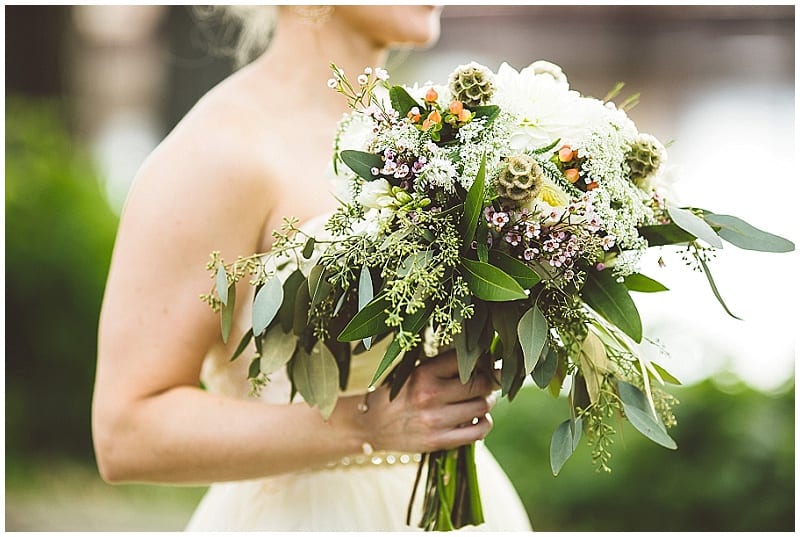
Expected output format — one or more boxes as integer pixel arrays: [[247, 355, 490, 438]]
[[92, 5, 532, 531]]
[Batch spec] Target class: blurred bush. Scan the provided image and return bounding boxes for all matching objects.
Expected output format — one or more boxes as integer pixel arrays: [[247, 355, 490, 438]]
[[486, 379, 795, 531], [5, 95, 119, 461]]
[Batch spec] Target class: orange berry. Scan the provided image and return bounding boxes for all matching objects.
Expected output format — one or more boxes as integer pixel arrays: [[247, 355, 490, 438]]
[[586, 181, 599, 190], [425, 87, 439, 103], [558, 145, 575, 162], [458, 108, 471, 122], [422, 119, 433, 130], [449, 100, 464, 114], [564, 168, 580, 183], [428, 109, 442, 124]]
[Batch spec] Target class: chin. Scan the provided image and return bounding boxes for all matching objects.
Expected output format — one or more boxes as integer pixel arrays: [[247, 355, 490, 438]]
[[339, 5, 443, 49], [391, 5, 443, 48]]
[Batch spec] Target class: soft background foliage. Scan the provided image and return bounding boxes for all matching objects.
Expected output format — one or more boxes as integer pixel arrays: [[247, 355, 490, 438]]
[[4, 5, 795, 531]]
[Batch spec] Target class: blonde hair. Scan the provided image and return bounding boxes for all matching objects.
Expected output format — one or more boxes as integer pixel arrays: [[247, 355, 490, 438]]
[[194, 5, 278, 67]]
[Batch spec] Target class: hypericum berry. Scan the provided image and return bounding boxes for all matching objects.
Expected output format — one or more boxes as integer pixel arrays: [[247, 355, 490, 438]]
[[495, 154, 544, 202], [425, 87, 439, 103], [558, 145, 576, 162], [565, 168, 580, 184], [448, 62, 495, 108]]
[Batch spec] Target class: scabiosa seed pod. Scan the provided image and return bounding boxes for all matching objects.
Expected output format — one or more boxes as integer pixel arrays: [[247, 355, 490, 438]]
[[626, 133, 666, 187], [448, 62, 495, 108], [496, 154, 544, 202]]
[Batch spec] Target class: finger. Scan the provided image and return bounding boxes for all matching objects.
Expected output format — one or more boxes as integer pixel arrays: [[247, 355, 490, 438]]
[[435, 372, 495, 404], [424, 396, 491, 430], [434, 415, 493, 450], [418, 350, 459, 379]]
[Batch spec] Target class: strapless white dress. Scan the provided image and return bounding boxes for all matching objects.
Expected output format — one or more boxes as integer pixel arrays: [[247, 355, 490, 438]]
[[186, 215, 532, 532]]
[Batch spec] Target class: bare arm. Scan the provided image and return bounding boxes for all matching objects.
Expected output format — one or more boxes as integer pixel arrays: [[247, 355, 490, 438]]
[[92, 105, 495, 486]]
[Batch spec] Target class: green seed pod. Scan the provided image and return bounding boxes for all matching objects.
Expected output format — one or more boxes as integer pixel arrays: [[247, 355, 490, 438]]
[[626, 134, 666, 187], [448, 62, 495, 108], [496, 154, 544, 203]]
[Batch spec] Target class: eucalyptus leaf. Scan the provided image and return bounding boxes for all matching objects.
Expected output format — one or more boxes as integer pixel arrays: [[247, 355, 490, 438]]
[[307, 264, 331, 314], [292, 342, 340, 420], [369, 304, 434, 386], [259, 325, 298, 376], [695, 251, 742, 320], [582, 269, 642, 343], [489, 250, 542, 289], [550, 418, 582, 476], [397, 251, 433, 277], [455, 326, 483, 384], [302, 237, 316, 259], [667, 204, 723, 248], [216, 264, 228, 305], [358, 265, 374, 350], [578, 331, 609, 405], [389, 85, 421, 117], [252, 277, 283, 336], [292, 278, 311, 337], [248, 357, 261, 379], [532, 344, 557, 389], [279, 270, 305, 333], [624, 273, 669, 293], [220, 282, 236, 344], [471, 104, 500, 123], [491, 302, 523, 352], [500, 342, 520, 397], [518, 305, 548, 375], [649, 362, 682, 385], [338, 294, 391, 342], [617, 380, 677, 449], [340, 150, 385, 182], [704, 212, 795, 253], [460, 258, 528, 302], [638, 223, 696, 246], [229, 329, 253, 362]]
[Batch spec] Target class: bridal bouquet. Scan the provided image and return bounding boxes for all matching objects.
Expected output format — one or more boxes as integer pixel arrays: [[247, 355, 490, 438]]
[[203, 61, 794, 530]]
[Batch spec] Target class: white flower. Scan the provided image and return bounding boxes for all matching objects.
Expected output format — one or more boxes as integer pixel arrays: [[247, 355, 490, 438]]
[[421, 155, 458, 193], [356, 178, 396, 210], [493, 62, 606, 150], [527, 60, 568, 85]]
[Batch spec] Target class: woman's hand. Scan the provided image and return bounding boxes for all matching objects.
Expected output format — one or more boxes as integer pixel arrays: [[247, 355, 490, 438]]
[[356, 350, 498, 454]]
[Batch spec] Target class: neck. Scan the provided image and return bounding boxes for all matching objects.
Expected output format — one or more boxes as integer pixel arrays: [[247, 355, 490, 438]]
[[248, 8, 388, 116]]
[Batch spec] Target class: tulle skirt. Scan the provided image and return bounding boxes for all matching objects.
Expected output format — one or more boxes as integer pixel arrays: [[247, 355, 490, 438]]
[[186, 442, 532, 531]]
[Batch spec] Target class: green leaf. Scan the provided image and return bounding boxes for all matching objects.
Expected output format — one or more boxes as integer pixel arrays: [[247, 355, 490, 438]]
[[455, 324, 483, 384], [624, 272, 669, 293], [292, 342, 340, 420], [337, 294, 391, 342], [370, 304, 434, 386], [704, 213, 795, 253], [220, 282, 236, 344], [302, 237, 316, 259], [215, 263, 228, 305], [397, 251, 433, 277], [459, 155, 486, 253], [460, 258, 528, 302], [388, 346, 421, 401], [695, 250, 742, 320], [667, 205, 723, 248], [550, 418, 582, 476], [489, 250, 542, 289], [358, 265, 374, 350], [279, 270, 305, 333], [292, 278, 311, 337], [476, 218, 489, 263], [499, 342, 521, 397], [532, 344, 558, 389], [229, 329, 253, 362], [259, 325, 297, 376], [389, 85, 421, 117], [618, 381, 677, 450], [518, 305, 548, 375], [252, 277, 283, 336], [307, 264, 331, 314], [638, 223, 696, 246], [471, 104, 500, 123], [248, 357, 261, 379], [582, 269, 642, 343], [340, 150, 384, 181], [649, 362, 682, 385]]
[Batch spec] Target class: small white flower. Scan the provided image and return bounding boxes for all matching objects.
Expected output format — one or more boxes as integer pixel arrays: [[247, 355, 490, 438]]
[[327, 78, 338, 89], [356, 178, 396, 210], [357, 74, 369, 86], [374, 67, 390, 81]]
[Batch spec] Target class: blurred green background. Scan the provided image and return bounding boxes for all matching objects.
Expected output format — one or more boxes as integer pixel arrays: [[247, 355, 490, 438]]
[[4, 5, 795, 531]]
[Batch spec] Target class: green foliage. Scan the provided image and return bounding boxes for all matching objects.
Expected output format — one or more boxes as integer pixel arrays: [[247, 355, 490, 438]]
[[485, 379, 795, 531], [5, 96, 119, 460]]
